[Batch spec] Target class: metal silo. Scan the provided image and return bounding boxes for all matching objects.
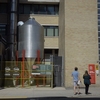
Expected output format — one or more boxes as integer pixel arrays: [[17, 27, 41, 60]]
[[18, 18, 44, 59], [18, 18, 44, 85]]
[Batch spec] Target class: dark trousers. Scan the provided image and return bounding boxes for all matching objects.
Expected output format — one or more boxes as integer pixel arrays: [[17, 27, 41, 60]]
[[85, 84, 89, 94]]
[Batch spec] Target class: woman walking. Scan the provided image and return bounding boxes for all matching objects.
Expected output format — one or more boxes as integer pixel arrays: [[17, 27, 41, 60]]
[[83, 70, 91, 95]]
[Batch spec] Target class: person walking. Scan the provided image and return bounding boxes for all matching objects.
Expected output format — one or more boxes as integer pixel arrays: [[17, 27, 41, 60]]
[[72, 67, 81, 95], [83, 70, 91, 95]]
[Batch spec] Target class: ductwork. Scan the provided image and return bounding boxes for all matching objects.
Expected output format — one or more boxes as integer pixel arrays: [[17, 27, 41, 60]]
[[7, 0, 18, 61]]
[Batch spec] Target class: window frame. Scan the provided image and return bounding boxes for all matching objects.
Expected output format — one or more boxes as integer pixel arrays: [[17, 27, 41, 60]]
[[43, 26, 59, 37]]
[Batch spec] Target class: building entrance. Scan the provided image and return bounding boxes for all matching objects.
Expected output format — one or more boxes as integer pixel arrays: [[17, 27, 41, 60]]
[[50, 56, 62, 87]]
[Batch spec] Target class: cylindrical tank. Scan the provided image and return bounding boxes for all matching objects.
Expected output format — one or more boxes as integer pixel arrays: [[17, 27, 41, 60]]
[[18, 18, 44, 59]]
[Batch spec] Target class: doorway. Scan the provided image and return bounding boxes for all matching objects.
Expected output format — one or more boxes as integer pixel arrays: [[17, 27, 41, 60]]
[[50, 56, 62, 87]]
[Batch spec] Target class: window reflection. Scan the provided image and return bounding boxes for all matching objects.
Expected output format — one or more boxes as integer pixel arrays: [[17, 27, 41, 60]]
[[47, 6, 54, 15], [19, 4, 59, 15]]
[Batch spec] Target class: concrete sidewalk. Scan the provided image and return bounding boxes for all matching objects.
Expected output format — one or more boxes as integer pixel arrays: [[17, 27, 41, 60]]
[[0, 86, 100, 99]]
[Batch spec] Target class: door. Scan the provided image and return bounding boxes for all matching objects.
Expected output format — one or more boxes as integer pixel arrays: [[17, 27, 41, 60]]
[[50, 56, 62, 87]]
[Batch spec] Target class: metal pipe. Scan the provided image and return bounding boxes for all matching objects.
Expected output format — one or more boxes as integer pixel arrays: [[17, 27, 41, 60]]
[[7, 0, 17, 60]]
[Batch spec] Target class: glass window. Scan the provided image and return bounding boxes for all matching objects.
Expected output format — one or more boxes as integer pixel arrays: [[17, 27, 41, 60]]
[[47, 6, 54, 15], [34, 5, 39, 14], [47, 28, 53, 36], [98, 32, 100, 37], [19, 4, 59, 15], [98, 10, 100, 14], [19, 5, 24, 14], [98, 4, 100, 8], [55, 5, 59, 15], [55, 49, 58, 56], [55, 27, 59, 36], [99, 56, 100, 60], [98, 0, 100, 61], [0, 24, 7, 39], [44, 28, 46, 36], [98, 15, 100, 19], [0, 3, 7, 13], [31, 5, 34, 14], [98, 26, 100, 31], [98, 21, 100, 25], [44, 49, 59, 59], [98, 38, 100, 42], [24, 5, 30, 14], [44, 49, 52, 54], [39, 5, 47, 14], [44, 26, 59, 36]]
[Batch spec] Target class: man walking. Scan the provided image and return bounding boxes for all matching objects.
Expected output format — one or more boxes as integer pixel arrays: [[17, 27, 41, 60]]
[[72, 67, 81, 95]]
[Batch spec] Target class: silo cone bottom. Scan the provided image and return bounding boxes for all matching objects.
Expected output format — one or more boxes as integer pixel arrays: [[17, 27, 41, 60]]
[[25, 58, 35, 86]]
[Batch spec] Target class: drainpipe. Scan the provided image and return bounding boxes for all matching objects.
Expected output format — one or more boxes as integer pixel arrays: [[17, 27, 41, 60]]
[[7, 0, 18, 61]]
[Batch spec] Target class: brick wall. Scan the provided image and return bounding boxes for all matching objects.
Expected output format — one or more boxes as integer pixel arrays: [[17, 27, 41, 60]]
[[59, 0, 99, 87]]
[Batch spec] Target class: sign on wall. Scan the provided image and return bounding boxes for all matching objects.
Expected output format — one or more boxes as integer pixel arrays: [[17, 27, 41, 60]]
[[88, 64, 96, 84]]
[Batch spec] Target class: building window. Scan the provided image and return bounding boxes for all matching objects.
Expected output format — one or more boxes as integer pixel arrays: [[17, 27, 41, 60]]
[[98, 32, 100, 37], [19, 4, 59, 15], [98, 21, 100, 25], [0, 3, 7, 14], [98, 0, 100, 2], [98, 15, 100, 20], [44, 49, 58, 59], [24, 5, 30, 14], [98, 38, 100, 43], [39, 5, 47, 14], [32, 5, 38, 14], [0, 24, 7, 39], [47, 5, 55, 15], [98, 1, 100, 61], [44, 26, 59, 36]]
